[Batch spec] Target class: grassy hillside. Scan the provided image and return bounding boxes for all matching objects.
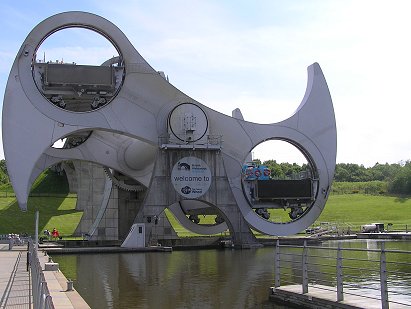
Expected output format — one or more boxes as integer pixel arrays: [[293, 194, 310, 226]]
[[31, 169, 70, 194], [0, 169, 70, 195], [0, 170, 82, 236], [316, 194, 411, 227], [0, 196, 81, 236]]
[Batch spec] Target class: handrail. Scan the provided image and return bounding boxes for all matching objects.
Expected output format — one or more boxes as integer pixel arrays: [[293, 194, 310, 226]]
[[279, 243, 411, 254], [28, 239, 55, 309], [0, 192, 77, 198], [274, 240, 411, 309]]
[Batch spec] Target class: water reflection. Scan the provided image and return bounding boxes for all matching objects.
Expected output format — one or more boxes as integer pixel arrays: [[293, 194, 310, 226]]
[[53, 249, 286, 309], [52, 240, 411, 309]]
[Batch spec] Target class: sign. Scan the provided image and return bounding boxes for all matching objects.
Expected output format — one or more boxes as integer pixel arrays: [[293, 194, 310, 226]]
[[171, 156, 212, 198]]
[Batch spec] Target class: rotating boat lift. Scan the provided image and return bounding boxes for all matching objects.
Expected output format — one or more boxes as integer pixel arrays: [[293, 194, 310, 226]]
[[2, 12, 336, 247]]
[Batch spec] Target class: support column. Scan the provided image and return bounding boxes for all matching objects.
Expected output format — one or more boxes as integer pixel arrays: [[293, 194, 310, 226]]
[[135, 148, 259, 248]]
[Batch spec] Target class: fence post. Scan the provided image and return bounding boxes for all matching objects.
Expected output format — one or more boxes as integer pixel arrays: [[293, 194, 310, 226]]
[[37, 281, 45, 309], [45, 294, 53, 309], [380, 242, 389, 309], [336, 242, 344, 301], [302, 240, 308, 294], [35, 271, 42, 309], [274, 239, 280, 288], [26, 251, 30, 272]]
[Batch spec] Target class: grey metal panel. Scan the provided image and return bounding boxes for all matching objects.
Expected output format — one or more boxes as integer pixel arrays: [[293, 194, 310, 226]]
[[257, 179, 313, 200], [45, 64, 114, 87]]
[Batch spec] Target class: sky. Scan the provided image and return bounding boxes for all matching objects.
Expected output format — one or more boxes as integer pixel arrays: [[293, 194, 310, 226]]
[[1, 0, 410, 167]]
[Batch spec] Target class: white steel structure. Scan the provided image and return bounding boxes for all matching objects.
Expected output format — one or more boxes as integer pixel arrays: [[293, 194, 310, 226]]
[[2, 12, 337, 247]]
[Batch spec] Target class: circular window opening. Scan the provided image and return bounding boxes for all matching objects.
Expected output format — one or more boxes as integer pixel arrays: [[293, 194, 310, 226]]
[[242, 140, 318, 223], [179, 201, 225, 226], [32, 27, 124, 112]]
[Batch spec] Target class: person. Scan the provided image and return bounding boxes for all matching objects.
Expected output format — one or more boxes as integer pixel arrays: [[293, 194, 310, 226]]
[[43, 229, 50, 240], [8, 234, 13, 250], [51, 228, 59, 240]]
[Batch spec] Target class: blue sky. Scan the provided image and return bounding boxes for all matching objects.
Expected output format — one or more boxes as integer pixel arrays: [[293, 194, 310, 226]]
[[1, 0, 411, 166]]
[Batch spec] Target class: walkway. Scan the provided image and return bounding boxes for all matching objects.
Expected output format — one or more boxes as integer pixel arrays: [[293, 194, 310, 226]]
[[0, 245, 31, 309], [0, 244, 90, 309]]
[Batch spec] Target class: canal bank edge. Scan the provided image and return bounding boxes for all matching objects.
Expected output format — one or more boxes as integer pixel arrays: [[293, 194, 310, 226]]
[[40, 232, 411, 254], [39, 250, 91, 309]]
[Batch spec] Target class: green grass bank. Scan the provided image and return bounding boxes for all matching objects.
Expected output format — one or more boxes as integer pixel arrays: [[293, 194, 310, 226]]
[[0, 171, 410, 236], [0, 170, 81, 236]]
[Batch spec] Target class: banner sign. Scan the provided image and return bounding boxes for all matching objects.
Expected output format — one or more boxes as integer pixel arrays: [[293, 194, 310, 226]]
[[171, 156, 212, 198]]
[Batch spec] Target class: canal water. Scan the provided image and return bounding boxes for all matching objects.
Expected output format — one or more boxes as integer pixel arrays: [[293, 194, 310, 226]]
[[52, 240, 411, 309]]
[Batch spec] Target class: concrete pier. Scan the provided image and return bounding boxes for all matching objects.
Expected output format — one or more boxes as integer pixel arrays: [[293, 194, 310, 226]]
[[43, 245, 172, 254], [270, 284, 409, 309], [357, 232, 411, 240]]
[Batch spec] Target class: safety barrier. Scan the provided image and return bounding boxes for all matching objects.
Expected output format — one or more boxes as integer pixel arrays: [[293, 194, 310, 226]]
[[0, 192, 77, 198], [274, 240, 411, 309], [28, 240, 55, 309], [306, 222, 411, 234], [158, 134, 223, 148]]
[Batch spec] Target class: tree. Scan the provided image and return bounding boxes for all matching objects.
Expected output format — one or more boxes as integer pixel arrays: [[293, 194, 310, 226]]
[[263, 160, 284, 178], [0, 160, 9, 185], [388, 161, 411, 194]]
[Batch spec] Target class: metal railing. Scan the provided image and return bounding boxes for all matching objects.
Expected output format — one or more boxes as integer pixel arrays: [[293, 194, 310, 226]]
[[0, 192, 77, 198], [158, 134, 223, 149], [28, 240, 55, 309], [306, 222, 411, 234], [274, 240, 411, 309]]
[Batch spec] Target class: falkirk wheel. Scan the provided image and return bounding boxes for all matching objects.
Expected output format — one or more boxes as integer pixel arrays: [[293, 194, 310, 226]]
[[2, 12, 337, 248]]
